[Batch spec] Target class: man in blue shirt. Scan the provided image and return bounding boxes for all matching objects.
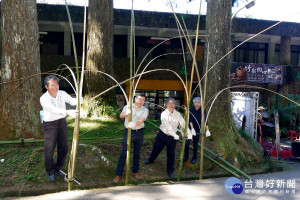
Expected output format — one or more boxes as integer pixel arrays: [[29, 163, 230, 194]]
[[184, 97, 211, 164]]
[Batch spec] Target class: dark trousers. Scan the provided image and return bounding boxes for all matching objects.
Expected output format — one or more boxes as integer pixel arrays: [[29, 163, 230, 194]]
[[184, 134, 200, 160], [116, 128, 144, 176], [148, 130, 177, 174], [42, 118, 68, 174]]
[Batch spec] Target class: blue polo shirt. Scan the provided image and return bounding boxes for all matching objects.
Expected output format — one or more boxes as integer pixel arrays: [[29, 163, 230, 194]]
[[189, 106, 207, 133]]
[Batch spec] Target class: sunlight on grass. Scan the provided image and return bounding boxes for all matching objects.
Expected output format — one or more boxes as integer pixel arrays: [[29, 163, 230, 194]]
[[79, 121, 99, 129]]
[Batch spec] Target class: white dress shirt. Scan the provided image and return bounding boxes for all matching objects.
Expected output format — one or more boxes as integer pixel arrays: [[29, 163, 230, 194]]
[[40, 90, 77, 122], [160, 109, 185, 137], [122, 104, 149, 130]]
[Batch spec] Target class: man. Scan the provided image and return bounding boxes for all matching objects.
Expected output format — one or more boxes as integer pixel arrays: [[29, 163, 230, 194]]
[[184, 97, 211, 164], [257, 106, 265, 143], [40, 75, 82, 181], [144, 97, 192, 178], [113, 94, 149, 183]]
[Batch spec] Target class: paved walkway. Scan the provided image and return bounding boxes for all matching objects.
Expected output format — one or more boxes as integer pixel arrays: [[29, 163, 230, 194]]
[[6, 139, 300, 200], [5, 161, 299, 200]]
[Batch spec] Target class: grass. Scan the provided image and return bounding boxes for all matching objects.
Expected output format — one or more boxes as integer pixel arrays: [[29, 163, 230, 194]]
[[0, 117, 290, 198], [0, 117, 161, 197]]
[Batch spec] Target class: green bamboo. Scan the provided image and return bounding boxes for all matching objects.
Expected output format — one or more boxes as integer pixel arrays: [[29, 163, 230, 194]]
[[0, 137, 98, 145], [199, 41, 209, 180], [174, 24, 193, 182], [188, 19, 287, 179], [200, 144, 251, 179], [0, 137, 120, 145], [93, 68, 189, 103], [178, 140, 240, 178], [0, 137, 99, 145], [200, 152, 240, 178], [170, 0, 202, 181], [147, 120, 240, 178], [178, 1, 206, 180], [125, 0, 135, 186], [0, 139, 45, 144], [199, 130, 205, 179], [175, 19, 188, 85], [183, 21, 206, 180], [64, 0, 84, 191]]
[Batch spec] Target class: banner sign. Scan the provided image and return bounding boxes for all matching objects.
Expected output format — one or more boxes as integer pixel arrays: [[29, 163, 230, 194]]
[[230, 62, 284, 84]]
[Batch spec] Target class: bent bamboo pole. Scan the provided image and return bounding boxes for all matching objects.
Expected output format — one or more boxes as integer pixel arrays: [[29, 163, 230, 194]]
[[199, 144, 251, 180], [178, 140, 240, 178], [64, 0, 84, 190]]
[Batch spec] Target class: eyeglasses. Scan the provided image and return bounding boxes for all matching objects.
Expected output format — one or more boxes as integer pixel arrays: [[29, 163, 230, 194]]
[[136, 97, 145, 102]]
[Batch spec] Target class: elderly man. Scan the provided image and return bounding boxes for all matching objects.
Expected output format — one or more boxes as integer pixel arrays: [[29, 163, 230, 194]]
[[113, 94, 149, 183], [144, 97, 192, 178], [184, 97, 210, 164], [40, 75, 81, 181]]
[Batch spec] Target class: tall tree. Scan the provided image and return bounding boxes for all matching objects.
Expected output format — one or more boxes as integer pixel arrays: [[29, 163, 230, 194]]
[[85, 0, 115, 107], [204, 0, 263, 165], [0, 0, 42, 139]]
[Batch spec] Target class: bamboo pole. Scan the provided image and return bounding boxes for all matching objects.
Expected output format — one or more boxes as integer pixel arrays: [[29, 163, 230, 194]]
[[199, 152, 240, 178], [182, 2, 207, 181], [178, 140, 240, 178], [178, 3, 207, 180], [168, 0, 202, 181], [187, 24, 288, 173], [0, 139, 45, 144], [125, 0, 135, 186], [166, 0, 205, 182], [64, 0, 85, 191], [79, 0, 87, 100], [175, 19, 188, 85], [199, 41, 209, 180], [146, 119, 241, 178], [199, 143, 251, 179]]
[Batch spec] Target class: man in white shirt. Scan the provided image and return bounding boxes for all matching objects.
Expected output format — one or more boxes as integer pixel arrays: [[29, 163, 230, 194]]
[[113, 94, 149, 183], [40, 75, 80, 181]]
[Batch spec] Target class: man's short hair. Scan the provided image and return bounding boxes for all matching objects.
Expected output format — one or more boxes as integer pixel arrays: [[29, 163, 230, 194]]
[[193, 97, 201, 103], [44, 75, 59, 86], [135, 93, 146, 99], [165, 97, 176, 104]]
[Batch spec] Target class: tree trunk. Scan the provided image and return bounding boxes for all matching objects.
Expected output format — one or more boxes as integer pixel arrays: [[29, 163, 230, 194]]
[[205, 0, 232, 134], [85, 0, 114, 98], [279, 36, 291, 66], [0, 0, 42, 140], [205, 0, 263, 166]]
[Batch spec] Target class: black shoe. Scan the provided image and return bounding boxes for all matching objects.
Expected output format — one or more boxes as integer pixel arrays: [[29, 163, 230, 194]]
[[190, 158, 197, 164], [49, 173, 56, 181], [168, 172, 174, 179], [144, 159, 153, 165], [56, 170, 65, 178]]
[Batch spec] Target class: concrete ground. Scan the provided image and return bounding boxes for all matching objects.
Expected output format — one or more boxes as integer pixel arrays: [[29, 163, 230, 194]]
[[5, 139, 300, 200]]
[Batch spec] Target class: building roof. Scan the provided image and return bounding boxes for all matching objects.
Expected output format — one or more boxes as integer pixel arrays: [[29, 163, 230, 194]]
[[35, 4, 300, 38]]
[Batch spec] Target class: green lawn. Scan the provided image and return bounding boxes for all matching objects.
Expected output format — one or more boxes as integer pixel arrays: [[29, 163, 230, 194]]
[[0, 118, 163, 198]]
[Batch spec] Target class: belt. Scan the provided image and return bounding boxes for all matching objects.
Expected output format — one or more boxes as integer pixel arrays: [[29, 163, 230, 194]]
[[127, 128, 144, 131]]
